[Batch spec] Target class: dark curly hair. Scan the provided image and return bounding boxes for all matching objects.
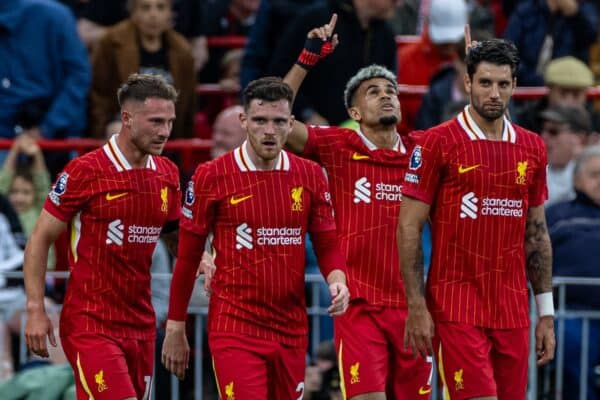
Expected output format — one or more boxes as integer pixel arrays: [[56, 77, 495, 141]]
[[465, 39, 520, 80], [242, 77, 294, 111]]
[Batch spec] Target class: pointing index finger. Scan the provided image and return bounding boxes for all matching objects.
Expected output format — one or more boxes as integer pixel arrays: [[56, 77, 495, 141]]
[[327, 13, 337, 36], [464, 24, 472, 53]]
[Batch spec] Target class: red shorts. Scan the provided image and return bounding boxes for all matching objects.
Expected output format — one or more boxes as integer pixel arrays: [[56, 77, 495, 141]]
[[61, 333, 154, 400], [434, 321, 529, 400], [335, 301, 433, 399], [209, 332, 306, 399]]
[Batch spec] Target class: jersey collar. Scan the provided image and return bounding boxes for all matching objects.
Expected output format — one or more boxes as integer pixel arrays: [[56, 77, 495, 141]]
[[457, 105, 516, 143], [103, 134, 156, 171], [233, 141, 290, 172], [355, 129, 406, 153]]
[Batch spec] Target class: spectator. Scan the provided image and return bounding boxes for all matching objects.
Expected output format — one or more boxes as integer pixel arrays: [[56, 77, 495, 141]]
[[0, 195, 25, 249], [546, 145, 600, 400], [0, 212, 24, 303], [219, 48, 244, 92], [515, 56, 600, 133], [0, 0, 91, 140], [0, 204, 24, 381], [0, 135, 51, 240], [0, 135, 53, 269], [210, 105, 247, 159], [241, 0, 324, 90], [388, 0, 419, 35], [503, 0, 599, 86], [75, 0, 128, 48], [414, 34, 473, 130], [540, 105, 592, 205], [268, 0, 398, 126], [397, 0, 467, 133], [178, 0, 260, 82], [89, 0, 196, 139]]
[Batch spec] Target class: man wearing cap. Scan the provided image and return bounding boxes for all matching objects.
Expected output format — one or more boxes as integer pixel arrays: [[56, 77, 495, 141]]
[[516, 56, 600, 134], [397, 0, 468, 133], [540, 105, 592, 205]]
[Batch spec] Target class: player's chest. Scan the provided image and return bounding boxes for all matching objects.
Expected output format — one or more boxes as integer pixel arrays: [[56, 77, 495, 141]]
[[445, 142, 538, 194], [87, 172, 175, 223], [327, 148, 407, 206], [217, 174, 312, 225]]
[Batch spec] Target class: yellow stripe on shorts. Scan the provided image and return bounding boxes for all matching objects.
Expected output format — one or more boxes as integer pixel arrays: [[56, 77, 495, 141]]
[[76, 352, 95, 400], [437, 345, 451, 400], [212, 356, 222, 399], [337, 340, 347, 400]]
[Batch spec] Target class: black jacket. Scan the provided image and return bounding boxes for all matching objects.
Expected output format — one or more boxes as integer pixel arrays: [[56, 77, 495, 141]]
[[267, 0, 396, 125]]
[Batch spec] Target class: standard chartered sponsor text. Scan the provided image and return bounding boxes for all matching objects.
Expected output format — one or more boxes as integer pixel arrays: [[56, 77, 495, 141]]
[[481, 198, 523, 217], [256, 226, 303, 246], [375, 182, 402, 201], [128, 225, 162, 244]]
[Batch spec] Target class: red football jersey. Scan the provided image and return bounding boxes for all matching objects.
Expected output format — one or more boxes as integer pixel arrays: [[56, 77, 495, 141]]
[[303, 126, 414, 308], [181, 143, 337, 348], [44, 135, 181, 339], [402, 107, 548, 328]]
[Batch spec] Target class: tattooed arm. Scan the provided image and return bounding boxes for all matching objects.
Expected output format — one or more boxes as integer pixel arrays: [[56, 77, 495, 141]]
[[525, 205, 555, 366], [525, 205, 553, 294], [397, 196, 433, 358]]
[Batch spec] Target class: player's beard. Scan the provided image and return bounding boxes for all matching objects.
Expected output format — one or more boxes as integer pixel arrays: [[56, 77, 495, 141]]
[[471, 98, 507, 121], [379, 115, 399, 126]]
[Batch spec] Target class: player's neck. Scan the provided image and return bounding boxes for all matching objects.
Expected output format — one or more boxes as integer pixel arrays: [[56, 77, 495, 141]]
[[115, 133, 149, 168], [252, 157, 277, 170], [245, 142, 278, 170], [360, 125, 398, 150], [468, 106, 504, 141]]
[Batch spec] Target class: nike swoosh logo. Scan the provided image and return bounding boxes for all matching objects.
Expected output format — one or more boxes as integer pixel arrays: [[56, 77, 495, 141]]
[[458, 164, 480, 174], [418, 386, 432, 395], [230, 195, 253, 205], [105, 192, 128, 201], [352, 152, 369, 160]]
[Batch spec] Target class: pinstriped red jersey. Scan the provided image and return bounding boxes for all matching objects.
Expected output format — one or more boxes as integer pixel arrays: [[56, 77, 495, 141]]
[[303, 125, 415, 308], [181, 143, 337, 348], [402, 107, 548, 328], [44, 135, 181, 339]]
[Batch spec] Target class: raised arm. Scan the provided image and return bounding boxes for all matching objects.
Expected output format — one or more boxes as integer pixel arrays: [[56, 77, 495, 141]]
[[283, 14, 339, 154], [524, 204, 555, 366], [397, 196, 433, 358]]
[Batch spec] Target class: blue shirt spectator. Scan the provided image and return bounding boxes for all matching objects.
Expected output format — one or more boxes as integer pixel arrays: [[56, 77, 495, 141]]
[[0, 0, 91, 139], [503, 0, 599, 86]]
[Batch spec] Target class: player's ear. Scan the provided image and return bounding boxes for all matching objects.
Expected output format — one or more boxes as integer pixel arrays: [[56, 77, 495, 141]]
[[121, 110, 131, 127], [347, 106, 361, 122], [463, 72, 472, 95], [239, 111, 248, 130]]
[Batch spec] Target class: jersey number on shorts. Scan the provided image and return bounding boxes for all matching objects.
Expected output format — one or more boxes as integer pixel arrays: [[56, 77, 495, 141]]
[[142, 375, 152, 400], [296, 382, 305, 400]]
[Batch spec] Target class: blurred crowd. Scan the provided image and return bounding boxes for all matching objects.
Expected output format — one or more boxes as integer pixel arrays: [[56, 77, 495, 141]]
[[1, 0, 600, 399]]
